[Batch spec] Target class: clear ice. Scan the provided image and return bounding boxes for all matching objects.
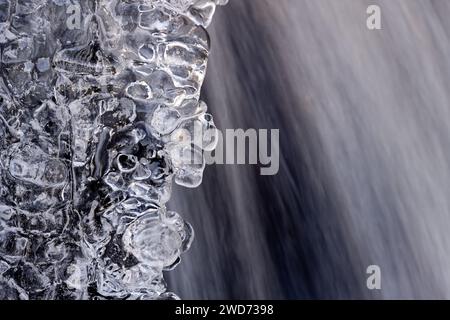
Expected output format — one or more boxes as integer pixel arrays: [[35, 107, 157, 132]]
[[0, 0, 226, 300]]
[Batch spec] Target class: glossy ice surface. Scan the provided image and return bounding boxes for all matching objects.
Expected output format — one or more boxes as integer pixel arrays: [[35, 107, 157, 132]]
[[0, 0, 226, 299]]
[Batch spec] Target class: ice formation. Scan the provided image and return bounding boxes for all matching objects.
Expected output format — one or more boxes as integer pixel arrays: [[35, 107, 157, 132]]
[[0, 0, 226, 299]]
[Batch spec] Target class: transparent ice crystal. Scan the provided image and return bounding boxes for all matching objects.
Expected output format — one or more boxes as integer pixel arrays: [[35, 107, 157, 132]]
[[0, 0, 226, 300]]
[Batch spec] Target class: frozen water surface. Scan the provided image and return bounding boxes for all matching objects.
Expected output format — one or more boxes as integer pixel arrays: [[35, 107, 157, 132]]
[[0, 0, 226, 300]]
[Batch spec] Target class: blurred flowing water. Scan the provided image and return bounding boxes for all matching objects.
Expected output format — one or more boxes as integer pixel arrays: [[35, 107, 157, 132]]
[[167, 0, 450, 299]]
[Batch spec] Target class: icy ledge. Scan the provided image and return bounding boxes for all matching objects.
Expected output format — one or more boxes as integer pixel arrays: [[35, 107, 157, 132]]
[[0, 0, 226, 300]]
